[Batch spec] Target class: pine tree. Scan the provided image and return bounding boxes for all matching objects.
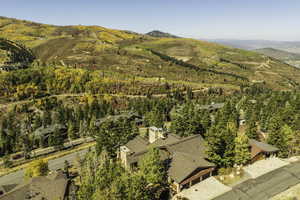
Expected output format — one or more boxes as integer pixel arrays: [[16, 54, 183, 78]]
[[267, 115, 288, 158], [206, 123, 237, 167], [96, 118, 138, 157], [234, 134, 251, 165], [245, 116, 258, 140], [68, 120, 77, 140], [42, 111, 52, 127], [49, 126, 64, 149], [139, 148, 165, 185], [280, 124, 293, 157], [144, 110, 164, 128]]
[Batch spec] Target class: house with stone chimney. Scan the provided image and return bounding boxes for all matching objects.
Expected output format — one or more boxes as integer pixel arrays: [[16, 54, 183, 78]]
[[120, 127, 216, 193], [120, 126, 279, 194]]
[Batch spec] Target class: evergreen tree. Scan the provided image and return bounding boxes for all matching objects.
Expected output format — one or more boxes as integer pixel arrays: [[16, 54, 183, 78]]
[[139, 148, 165, 185], [144, 110, 164, 128], [42, 111, 52, 127], [49, 126, 64, 149], [291, 131, 300, 156], [21, 134, 31, 159], [206, 123, 237, 167], [245, 116, 258, 140], [234, 134, 251, 165], [3, 155, 13, 168], [68, 120, 77, 140], [170, 103, 205, 137], [267, 115, 288, 158], [96, 118, 138, 157], [280, 124, 294, 157]]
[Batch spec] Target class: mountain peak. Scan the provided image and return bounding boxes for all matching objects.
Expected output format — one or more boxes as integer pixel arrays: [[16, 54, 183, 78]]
[[146, 30, 179, 38]]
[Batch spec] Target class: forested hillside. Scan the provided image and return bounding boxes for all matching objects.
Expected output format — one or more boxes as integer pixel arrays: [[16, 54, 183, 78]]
[[1, 16, 300, 93]]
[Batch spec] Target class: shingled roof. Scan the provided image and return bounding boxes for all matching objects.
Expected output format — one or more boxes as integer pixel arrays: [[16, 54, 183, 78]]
[[0, 171, 69, 200], [33, 124, 66, 137], [165, 135, 208, 158], [198, 103, 225, 111], [249, 139, 279, 152], [95, 112, 142, 127], [125, 135, 149, 154], [124, 134, 215, 184], [168, 151, 215, 183]]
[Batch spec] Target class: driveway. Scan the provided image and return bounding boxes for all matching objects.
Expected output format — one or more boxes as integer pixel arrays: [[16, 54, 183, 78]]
[[174, 177, 232, 200], [243, 157, 289, 178], [0, 148, 89, 186], [214, 161, 300, 200]]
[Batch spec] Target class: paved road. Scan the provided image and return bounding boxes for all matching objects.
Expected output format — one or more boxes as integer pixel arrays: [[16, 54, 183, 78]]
[[214, 161, 300, 200], [0, 148, 90, 186]]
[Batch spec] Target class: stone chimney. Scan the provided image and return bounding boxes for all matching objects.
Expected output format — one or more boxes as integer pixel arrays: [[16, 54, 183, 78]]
[[148, 126, 165, 143]]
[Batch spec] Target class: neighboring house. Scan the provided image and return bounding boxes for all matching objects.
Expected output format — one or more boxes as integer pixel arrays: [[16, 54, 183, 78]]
[[95, 112, 143, 127], [120, 127, 216, 194], [198, 102, 225, 113], [249, 139, 279, 163], [0, 171, 69, 200], [33, 124, 67, 145]]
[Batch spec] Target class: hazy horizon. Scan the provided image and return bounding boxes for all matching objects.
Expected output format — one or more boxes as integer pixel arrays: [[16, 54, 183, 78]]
[[1, 0, 300, 41]]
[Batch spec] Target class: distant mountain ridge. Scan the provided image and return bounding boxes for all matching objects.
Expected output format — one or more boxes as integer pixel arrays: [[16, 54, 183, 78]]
[[209, 39, 300, 54], [254, 48, 300, 69], [146, 30, 179, 38], [255, 48, 300, 61]]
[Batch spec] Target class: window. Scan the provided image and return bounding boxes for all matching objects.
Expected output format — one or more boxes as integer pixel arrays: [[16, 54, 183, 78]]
[[131, 162, 138, 169]]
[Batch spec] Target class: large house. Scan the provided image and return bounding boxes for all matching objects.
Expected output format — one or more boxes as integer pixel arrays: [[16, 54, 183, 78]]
[[120, 127, 216, 193], [249, 139, 279, 163], [120, 127, 280, 194], [0, 171, 70, 200]]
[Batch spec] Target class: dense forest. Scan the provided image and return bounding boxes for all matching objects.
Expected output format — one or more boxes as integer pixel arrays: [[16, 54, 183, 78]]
[[76, 86, 300, 199], [1, 79, 300, 199]]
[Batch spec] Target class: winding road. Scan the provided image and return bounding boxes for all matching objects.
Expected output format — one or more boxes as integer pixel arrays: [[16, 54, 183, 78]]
[[0, 148, 90, 186]]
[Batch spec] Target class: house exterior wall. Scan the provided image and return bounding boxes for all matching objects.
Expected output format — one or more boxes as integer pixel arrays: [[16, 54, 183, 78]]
[[251, 144, 263, 159], [251, 152, 265, 163], [180, 167, 215, 187], [169, 167, 215, 194]]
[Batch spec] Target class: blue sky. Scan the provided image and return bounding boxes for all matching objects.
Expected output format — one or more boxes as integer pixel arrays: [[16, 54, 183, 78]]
[[1, 0, 300, 41]]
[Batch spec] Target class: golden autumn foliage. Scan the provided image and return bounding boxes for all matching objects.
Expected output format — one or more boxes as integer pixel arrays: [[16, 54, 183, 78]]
[[24, 159, 49, 179]]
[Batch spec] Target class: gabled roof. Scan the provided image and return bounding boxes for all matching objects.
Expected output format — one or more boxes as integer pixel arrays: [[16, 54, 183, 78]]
[[125, 135, 149, 154], [165, 135, 208, 159], [0, 171, 68, 200], [249, 139, 279, 152], [124, 134, 215, 184], [198, 103, 225, 111], [95, 112, 141, 126], [168, 151, 215, 183], [33, 124, 66, 137]]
